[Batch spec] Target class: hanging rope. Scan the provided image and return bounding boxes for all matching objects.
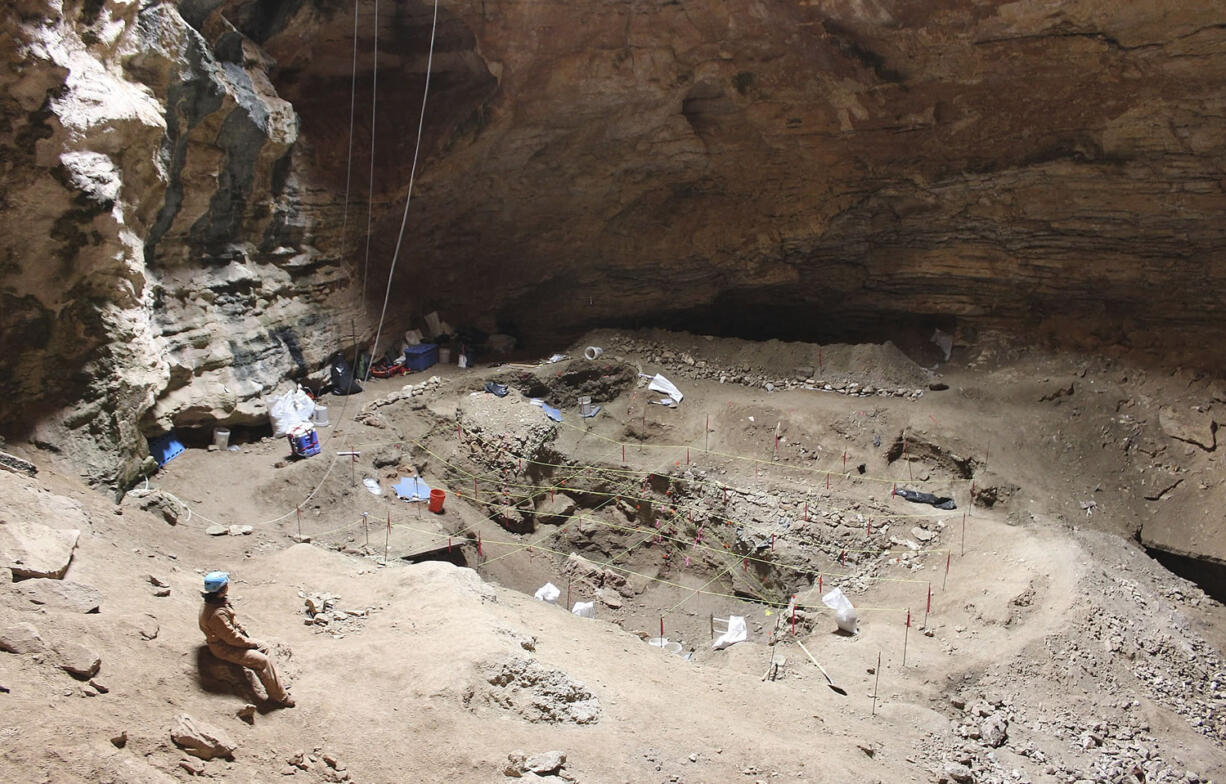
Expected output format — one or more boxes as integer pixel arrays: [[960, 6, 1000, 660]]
[[339, 0, 360, 277], [367, 0, 440, 376], [360, 0, 380, 308]]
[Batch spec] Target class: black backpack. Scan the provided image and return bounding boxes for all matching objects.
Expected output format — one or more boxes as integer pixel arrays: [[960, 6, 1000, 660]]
[[329, 352, 363, 395]]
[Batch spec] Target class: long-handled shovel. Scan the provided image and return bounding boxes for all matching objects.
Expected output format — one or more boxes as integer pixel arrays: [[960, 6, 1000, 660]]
[[796, 640, 847, 696]]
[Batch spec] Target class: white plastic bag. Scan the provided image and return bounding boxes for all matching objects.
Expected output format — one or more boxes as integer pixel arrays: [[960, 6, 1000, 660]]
[[644, 373, 684, 403], [269, 385, 315, 437], [571, 601, 595, 618], [821, 588, 859, 634], [712, 615, 748, 650], [533, 582, 560, 603]]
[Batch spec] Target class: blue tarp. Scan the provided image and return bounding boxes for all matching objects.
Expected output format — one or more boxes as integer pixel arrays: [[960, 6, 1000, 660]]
[[393, 476, 432, 501]]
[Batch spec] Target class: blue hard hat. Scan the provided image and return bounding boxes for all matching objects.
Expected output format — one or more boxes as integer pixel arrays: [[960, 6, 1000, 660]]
[[203, 571, 230, 592]]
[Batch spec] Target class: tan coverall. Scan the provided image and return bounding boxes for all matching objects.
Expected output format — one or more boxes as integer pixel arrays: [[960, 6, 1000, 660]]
[[198, 597, 289, 703]]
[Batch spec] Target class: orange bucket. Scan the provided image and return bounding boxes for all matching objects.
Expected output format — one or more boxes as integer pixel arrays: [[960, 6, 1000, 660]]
[[428, 488, 446, 514]]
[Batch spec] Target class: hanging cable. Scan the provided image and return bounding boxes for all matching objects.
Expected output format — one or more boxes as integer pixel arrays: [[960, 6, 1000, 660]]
[[339, 0, 360, 278], [360, 0, 380, 308], [367, 0, 440, 378]]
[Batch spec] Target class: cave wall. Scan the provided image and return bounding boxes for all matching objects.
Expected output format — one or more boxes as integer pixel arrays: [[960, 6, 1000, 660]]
[[2, 0, 1226, 487], [0, 0, 358, 486]]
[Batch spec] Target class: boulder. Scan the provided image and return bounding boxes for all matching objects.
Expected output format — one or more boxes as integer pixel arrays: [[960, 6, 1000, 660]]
[[524, 751, 566, 775], [980, 714, 1008, 748], [496, 504, 534, 534], [0, 520, 79, 579], [0, 622, 46, 654], [1159, 406, 1218, 451], [54, 641, 101, 680], [504, 750, 567, 778], [15, 578, 102, 613], [123, 488, 184, 525], [536, 493, 577, 526], [171, 714, 238, 760], [596, 588, 623, 609]]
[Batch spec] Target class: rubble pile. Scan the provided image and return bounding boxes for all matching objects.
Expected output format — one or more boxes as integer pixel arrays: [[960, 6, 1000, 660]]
[[470, 656, 602, 725], [299, 591, 382, 638], [355, 376, 445, 427], [926, 692, 1211, 784], [602, 334, 931, 400], [1079, 573, 1226, 743], [283, 747, 352, 782]]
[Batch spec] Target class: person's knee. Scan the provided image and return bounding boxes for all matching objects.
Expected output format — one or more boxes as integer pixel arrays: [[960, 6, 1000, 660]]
[[247, 650, 271, 670]]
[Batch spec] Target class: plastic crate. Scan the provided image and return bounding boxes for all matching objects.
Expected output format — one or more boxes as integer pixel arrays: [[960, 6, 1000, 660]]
[[404, 343, 439, 372], [148, 432, 185, 467]]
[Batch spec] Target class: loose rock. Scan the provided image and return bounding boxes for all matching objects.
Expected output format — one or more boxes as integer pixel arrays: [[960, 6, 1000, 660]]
[[0, 519, 80, 579], [15, 578, 102, 613], [55, 641, 102, 679], [171, 714, 238, 760], [0, 622, 46, 654], [124, 488, 185, 525], [504, 749, 567, 778]]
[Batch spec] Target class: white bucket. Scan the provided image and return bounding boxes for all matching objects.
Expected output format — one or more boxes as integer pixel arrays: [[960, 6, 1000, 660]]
[[578, 396, 593, 416], [212, 427, 230, 449], [312, 405, 330, 427], [584, 346, 603, 360], [439, 347, 452, 364], [647, 637, 683, 654]]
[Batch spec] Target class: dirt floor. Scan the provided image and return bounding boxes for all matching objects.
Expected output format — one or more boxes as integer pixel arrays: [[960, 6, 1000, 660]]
[[0, 329, 1223, 784]]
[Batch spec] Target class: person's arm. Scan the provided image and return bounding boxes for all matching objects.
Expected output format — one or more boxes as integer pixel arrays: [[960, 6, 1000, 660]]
[[210, 608, 261, 649]]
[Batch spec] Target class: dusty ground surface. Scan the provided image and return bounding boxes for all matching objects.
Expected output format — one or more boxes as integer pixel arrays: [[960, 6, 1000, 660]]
[[0, 329, 1223, 784]]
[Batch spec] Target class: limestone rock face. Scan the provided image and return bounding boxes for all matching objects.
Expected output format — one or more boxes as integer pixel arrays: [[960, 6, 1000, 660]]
[[0, 0, 358, 487]]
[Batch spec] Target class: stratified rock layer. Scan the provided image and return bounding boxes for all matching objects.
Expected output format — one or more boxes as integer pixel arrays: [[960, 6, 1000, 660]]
[[0, 0, 358, 486]]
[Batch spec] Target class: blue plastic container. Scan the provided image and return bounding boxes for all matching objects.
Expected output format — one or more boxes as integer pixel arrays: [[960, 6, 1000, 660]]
[[148, 432, 185, 467], [404, 343, 439, 371]]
